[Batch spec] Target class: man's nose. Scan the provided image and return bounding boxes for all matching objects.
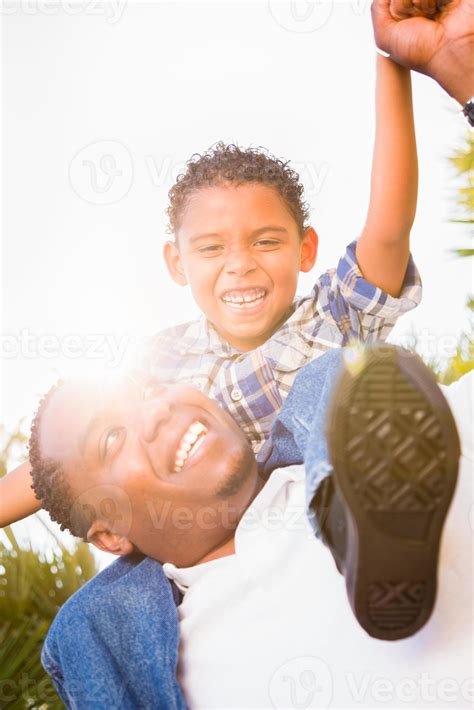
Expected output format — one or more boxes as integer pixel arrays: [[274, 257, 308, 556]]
[[140, 398, 174, 443], [225, 248, 257, 277]]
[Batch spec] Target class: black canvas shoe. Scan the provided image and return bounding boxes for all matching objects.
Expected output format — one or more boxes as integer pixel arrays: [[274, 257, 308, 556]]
[[323, 344, 460, 641]]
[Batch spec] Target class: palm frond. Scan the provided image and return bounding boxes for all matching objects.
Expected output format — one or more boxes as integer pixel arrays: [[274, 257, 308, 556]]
[[0, 423, 98, 707]]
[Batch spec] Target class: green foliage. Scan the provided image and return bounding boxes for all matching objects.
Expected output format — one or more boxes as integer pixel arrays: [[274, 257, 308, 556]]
[[0, 428, 28, 479], [449, 133, 474, 212], [448, 132, 474, 255], [432, 331, 474, 385], [0, 427, 97, 709], [431, 130, 474, 382]]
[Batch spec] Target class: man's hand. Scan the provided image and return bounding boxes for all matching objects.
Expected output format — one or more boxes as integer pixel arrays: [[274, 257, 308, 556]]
[[389, 0, 451, 19], [372, 0, 474, 104]]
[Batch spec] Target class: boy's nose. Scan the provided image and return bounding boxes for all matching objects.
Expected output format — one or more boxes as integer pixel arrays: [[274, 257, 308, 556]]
[[140, 398, 174, 443], [225, 249, 257, 277]]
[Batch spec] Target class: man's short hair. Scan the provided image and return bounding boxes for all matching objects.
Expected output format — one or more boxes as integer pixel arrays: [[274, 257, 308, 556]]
[[29, 381, 93, 539]]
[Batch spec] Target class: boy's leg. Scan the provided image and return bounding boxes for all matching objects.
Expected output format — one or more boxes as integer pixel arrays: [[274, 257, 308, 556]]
[[42, 554, 186, 710], [263, 347, 345, 539], [263, 348, 343, 490], [266, 345, 461, 640], [326, 346, 461, 639]]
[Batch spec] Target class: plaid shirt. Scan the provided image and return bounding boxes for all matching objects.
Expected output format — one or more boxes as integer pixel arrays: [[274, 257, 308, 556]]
[[146, 240, 422, 460]]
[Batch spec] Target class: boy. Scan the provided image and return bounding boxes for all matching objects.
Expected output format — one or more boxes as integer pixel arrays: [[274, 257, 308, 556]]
[[0, 51, 421, 524]]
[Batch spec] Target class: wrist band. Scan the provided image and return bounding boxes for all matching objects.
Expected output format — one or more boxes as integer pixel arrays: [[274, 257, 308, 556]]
[[375, 46, 391, 58], [462, 97, 474, 127]]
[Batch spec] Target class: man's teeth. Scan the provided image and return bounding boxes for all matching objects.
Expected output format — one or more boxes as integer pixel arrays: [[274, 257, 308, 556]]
[[173, 421, 208, 473], [221, 289, 266, 307]]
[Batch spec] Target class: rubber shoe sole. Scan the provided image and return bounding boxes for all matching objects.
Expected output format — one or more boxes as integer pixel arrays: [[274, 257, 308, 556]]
[[327, 345, 460, 640]]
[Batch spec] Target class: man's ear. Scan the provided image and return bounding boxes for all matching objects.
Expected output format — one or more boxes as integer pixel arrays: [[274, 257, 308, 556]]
[[163, 240, 188, 286], [87, 521, 134, 557], [299, 227, 318, 273]]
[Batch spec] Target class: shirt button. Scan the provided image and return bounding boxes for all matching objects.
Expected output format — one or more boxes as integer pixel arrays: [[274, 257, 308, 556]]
[[230, 388, 242, 401]]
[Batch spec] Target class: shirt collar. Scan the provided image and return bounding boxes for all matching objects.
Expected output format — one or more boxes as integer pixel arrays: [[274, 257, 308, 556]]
[[185, 295, 315, 367], [202, 318, 239, 357], [162, 465, 305, 591]]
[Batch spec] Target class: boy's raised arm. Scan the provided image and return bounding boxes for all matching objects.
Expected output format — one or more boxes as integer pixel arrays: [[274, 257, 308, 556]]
[[355, 54, 417, 298], [0, 461, 41, 527]]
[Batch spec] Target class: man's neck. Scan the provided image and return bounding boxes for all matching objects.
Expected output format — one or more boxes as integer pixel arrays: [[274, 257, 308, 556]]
[[195, 474, 267, 565], [196, 535, 236, 564]]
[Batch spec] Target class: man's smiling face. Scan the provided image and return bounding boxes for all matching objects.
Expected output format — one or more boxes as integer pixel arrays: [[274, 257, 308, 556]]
[[164, 182, 318, 352], [38, 373, 258, 566]]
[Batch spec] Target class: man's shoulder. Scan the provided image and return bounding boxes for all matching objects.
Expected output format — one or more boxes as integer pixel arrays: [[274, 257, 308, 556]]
[[46, 557, 178, 648]]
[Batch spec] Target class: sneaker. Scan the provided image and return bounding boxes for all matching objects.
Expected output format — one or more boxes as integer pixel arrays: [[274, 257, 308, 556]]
[[325, 344, 460, 640]]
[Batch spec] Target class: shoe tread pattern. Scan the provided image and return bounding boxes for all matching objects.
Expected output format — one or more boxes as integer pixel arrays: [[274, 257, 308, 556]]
[[345, 363, 447, 523], [329, 347, 460, 639], [367, 580, 427, 631]]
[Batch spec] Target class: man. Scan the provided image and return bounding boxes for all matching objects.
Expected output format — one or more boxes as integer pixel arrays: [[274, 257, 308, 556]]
[[31, 346, 472, 708]]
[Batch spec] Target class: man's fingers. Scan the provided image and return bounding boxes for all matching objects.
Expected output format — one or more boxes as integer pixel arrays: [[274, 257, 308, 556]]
[[371, 0, 396, 53], [390, 0, 451, 17]]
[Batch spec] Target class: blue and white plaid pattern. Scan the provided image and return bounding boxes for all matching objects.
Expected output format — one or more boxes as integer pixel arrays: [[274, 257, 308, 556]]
[[146, 240, 422, 459]]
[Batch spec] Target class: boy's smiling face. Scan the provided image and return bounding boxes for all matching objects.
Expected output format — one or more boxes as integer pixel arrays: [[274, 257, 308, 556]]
[[164, 183, 318, 351]]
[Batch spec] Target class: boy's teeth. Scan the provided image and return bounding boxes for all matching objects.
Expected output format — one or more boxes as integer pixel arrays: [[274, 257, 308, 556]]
[[222, 288, 266, 306], [172, 421, 208, 473]]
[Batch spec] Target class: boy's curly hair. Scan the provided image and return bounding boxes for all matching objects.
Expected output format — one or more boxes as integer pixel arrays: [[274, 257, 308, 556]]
[[29, 382, 92, 539], [166, 142, 310, 238]]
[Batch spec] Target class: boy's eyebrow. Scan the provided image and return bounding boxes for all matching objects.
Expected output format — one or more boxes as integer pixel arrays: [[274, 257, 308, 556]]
[[188, 226, 288, 243]]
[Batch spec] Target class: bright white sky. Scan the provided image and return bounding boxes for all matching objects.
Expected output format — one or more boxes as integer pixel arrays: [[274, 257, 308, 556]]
[[1, 1, 472, 558]]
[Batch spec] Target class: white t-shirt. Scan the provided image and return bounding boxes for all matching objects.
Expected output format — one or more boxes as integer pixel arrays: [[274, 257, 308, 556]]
[[163, 375, 473, 710]]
